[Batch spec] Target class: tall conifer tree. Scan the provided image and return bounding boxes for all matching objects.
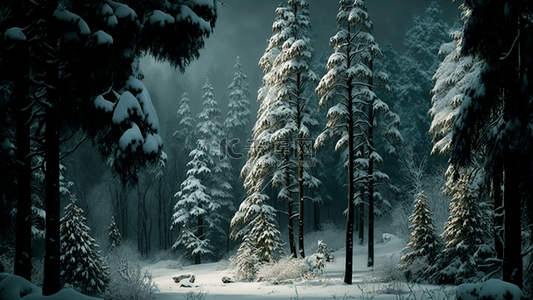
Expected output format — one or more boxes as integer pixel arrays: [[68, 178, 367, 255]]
[[315, 0, 400, 282]]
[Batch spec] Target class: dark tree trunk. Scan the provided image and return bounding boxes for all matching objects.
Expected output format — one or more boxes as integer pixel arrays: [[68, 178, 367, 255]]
[[367, 61, 374, 268], [14, 69, 32, 282], [286, 156, 297, 258], [297, 73, 305, 259], [344, 75, 355, 285], [297, 153, 305, 258], [493, 162, 504, 261], [137, 186, 150, 257], [358, 203, 364, 245], [502, 156, 523, 288], [313, 200, 320, 231], [43, 104, 61, 295], [42, 7, 62, 292]]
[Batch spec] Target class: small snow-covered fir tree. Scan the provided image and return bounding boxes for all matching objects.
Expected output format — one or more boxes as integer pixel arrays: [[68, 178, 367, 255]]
[[316, 240, 335, 263], [230, 236, 258, 281], [231, 191, 284, 263], [108, 215, 122, 250], [398, 191, 442, 281], [429, 170, 495, 285], [171, 79, 233, 264], [60, 195, 109, 295], [306, 240, 335, 276]]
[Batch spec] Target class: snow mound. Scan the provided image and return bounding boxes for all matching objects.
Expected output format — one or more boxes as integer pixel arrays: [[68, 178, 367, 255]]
[[0, 273, 41, 299], [457, 279, 526, 300], [5, 27, 26, 41], [0, 273, 102, 300]]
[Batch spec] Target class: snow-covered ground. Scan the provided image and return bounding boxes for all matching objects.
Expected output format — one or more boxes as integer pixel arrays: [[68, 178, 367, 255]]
[[2, 233, 526, 299], [146, 235, 454, 300]]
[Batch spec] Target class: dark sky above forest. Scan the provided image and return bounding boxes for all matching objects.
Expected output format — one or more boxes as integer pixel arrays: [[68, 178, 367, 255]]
[[140, 0, 460, 134]]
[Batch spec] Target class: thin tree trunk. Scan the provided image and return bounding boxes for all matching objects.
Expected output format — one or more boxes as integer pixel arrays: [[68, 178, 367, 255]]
[[43, 104, 61, 295], [493, 162, 504, 261], [297, 73, 305, 259], [358, 203, 364, 245], [286, 155, 297, 257], [344, 74, 355, 285], [313, 200, 320, 231], [502, 159, 523, 288], [120, 187, 129, 239], [42, 10, 62, 292], [367, 61, 374, 268], [14, 71, 32, 282]]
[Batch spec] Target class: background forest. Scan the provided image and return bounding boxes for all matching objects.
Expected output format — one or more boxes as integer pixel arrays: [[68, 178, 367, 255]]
[[1, 0, 532, 299]]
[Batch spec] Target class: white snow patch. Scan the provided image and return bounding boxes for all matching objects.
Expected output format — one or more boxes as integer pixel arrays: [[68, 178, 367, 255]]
[[148, 10, 175, 26], [53, 8, 90, 35], [457, 279, 525, 300], [176, 5, 211, 32], [113, 3, 137, 20], [94, 95, 114, 112], [143, 133, 159, 154], [119, 122, 144, 151], [112, 91, 143, 124], [5, 27, 26, 41], [95, 30, 113, 45]]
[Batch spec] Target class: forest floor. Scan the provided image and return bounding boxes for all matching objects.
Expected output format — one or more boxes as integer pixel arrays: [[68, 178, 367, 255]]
[[146, 235, 456, 300]]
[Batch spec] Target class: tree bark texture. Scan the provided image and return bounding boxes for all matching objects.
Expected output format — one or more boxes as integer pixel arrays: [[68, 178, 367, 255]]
[[14, 65, 32, 282]]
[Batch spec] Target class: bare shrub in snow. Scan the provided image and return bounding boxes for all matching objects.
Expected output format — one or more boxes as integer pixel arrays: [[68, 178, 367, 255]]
[[401, 256, 430, 283], [104, 243, 158, 300], [183, 290, 208, 300], [374, 254, 405, 283], [256, 256, 310, 283]]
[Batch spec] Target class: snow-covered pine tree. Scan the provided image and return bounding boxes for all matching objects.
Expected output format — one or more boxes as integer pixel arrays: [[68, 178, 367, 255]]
[[2, 0, 218, 294], [224, 56, 251, 211], [315, 0, 401, 281], [260, 0, 321, 259], [430, 1, 533, 287], [232, 1, 290, 261], [171, 79, 233, 264], [429, 170, 494, 285], [231, 191, 284, 265], [197, 80, 234, 253], [166, 91, 197, 187], [231, 33, 286, 262], [230, 236, 258, 281], [60, 195, 109, 295], [316, 240, 335, 263], [172, 166, 213, 264], [175, 92, 197, 155], [225, 56, 251, 142], [108, 215, 122, 250], [388, 1, 451, 155], [398, 191, 442, 281], [429, 32, 484, 156]]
